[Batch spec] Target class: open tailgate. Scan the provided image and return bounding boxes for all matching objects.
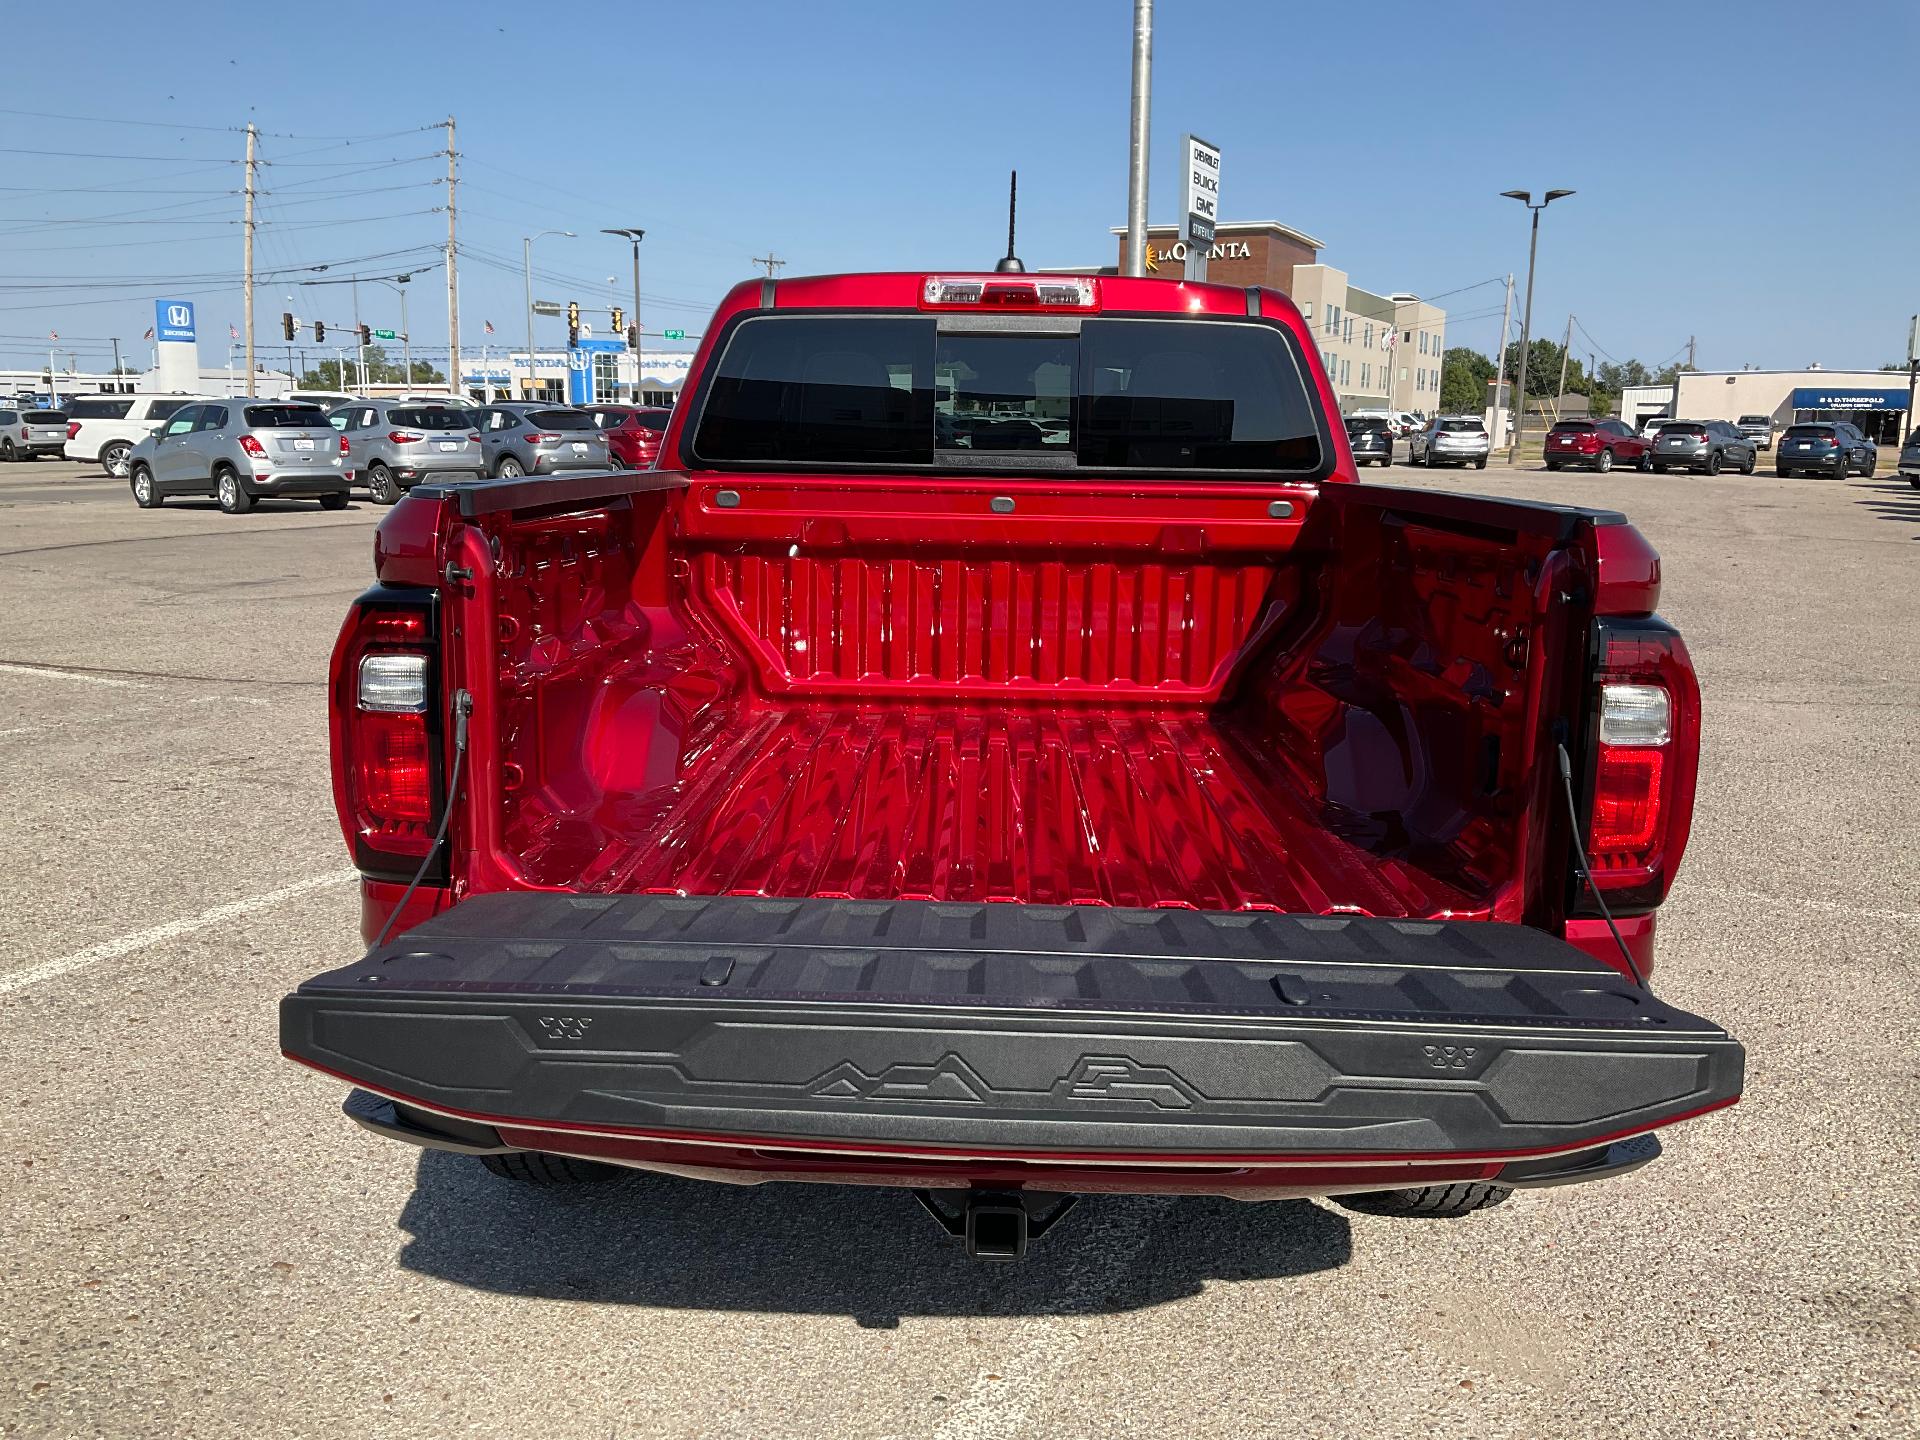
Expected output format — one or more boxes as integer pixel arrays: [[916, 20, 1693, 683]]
[[281, 895, 1742, 1162]]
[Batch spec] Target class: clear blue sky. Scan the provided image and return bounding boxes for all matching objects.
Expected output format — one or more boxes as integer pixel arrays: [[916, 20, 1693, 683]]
[[2, 0, 1914, 376]]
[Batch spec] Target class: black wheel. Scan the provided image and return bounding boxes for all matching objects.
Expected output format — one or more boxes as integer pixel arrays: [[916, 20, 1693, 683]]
[[366, 462, 401, 505], [1637, 451, 1652, 472], [101, 441, 133, 479], [1777, 467, 1793, 477], [129, 464, 161, 509], [1474, 455, 1488, 469], [1596, 447, 1614, 474], [319, 491, 349, 510], [1833, 453, 1848, 480], [215, 466, 254, 514], [1335, 1182, 1512, 1218], [0, 438, 15, 462], [1544, 459, 1562, 472], [1741, 448, 1757, 475], [479, 1151, 625, 1186], [1379, 450, 1391, 468], [1705, 450, 1723, 475], [1651, 463, 1667, 474]]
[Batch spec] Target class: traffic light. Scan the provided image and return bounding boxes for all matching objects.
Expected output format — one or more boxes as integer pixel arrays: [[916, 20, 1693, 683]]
[[611, 306, 624, 335], [626, 324, 638, 349], [281, 312, 295, 341], [314, 320, 325, 342], [566, 300, 580, 347], [358, 324, 371, 346]]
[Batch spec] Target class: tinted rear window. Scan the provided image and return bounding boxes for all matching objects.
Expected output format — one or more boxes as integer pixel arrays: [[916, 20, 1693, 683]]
[[525, 409, 595, 432], [692, 314, 1323, 474], [243, 405, 329, 428], [1436, 419, 1484, 433], [1784, 424, 1835, 439], [147, 399, 196, 421], [1549, 421, 1595, 434], [389, 406, 472, 430], [1738, 415, 1769, 425], [26, 410, 66, 425], [633, 410, 670, 431], [65, 398, 135, 420], [1657, 423, 1705, 435], [1344, 418, 1388, 434]]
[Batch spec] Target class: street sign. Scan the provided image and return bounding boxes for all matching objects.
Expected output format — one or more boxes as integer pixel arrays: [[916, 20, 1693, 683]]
[[1182, 134, 1223, 281], [531, 301, 564, 317], [372, 328, 397, 341], [664, 329, 686, 340], [580, 322, 593, 340]]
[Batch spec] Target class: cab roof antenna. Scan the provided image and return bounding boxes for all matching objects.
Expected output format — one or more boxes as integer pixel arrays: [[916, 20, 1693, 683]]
[[994, 169, 1025, 273]]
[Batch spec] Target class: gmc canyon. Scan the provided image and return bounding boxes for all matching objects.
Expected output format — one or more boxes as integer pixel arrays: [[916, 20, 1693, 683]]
[[280, 270, 1742, 1260]]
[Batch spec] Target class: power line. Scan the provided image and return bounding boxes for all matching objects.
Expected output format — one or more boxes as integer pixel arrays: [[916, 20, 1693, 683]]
[[0, 107, 435, 142]]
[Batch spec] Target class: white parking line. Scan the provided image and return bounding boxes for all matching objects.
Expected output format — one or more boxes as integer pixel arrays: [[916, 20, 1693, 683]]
[[931, 1199, 1169, 1440], [0, 660, 139, 688], [0, 869, 357, 996]]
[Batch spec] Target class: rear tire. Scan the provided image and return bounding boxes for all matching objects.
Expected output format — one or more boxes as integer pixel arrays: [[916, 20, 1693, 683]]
[[215, 466, 253, 514], [101, 441, 133, 479], [0, 438, 15, 462], [1741, 449, 1757, 475], [319, 491, 349, 510], [496, 455, 524, 479], [1706, 450, 1723, 475], [1596, 447, 1614, 474], [1335, 1182, 1512, 1218], [1545, 459, 1562, 472], [129, 464, 161, 509], [366, 462, 401, 505], [1834, 453, 1848, 480], [1777, 467, 1793, 477], [1474, 455, 1487, 469], [479, 1151, 625, 1186]]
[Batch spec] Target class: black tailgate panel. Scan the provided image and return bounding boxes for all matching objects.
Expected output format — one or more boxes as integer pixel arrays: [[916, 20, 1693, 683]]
[[281, 894, 1743, 1155]]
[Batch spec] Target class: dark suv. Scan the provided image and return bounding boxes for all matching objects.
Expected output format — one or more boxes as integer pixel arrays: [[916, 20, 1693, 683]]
[[1776, 422, 1876, 478], [1342, 415, 1393, 467], [1650, 420, 1756, 475]]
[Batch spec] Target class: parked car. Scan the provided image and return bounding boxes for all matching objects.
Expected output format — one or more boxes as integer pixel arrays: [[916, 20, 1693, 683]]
[[283, 267, 1741, 1259], [1637, 414, 1674, 440], [62, 394, 211, 478], [1410, 415, 1491, 468], [1544, 418, 1651, 473], [1342, 414, 1393, 466], [1735, 414, 1776, 451], [584, 404, 672, 469], [1775, 421, 1877, 478], [1898, 430, 1920, 488], [288, 390, 356, 412], [1650, 420, 1757, 475], [0, 404, 69, 461], [474, 403, 609, 478], [331, 399, 485, 504], [124, 400, 351, 513]]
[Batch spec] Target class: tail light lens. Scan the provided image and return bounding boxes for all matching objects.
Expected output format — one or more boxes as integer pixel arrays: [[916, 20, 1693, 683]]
[[388, 430, 425, 444], [19, 426, 28, 439], [66, 422, 80, 440], [1579, 622, 1700, 913], [467, 432, 482, 442], [238, 434, 267, 459], [339, 434, 352, 456], [329, 596, 443, 875], [526, 432, 560, 444]]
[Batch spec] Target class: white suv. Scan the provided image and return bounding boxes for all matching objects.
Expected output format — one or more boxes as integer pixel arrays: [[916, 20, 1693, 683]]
[[64, 394, 213, 478]]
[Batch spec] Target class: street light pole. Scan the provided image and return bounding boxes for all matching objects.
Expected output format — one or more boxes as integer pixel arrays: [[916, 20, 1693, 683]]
[[1500, 188, 1574, 464], [1123, 0, 1153, 277], [603, 228, 645, 403], [522, 229, 576, 402]]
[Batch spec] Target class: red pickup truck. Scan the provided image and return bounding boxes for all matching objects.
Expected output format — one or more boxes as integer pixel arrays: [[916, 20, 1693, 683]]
[[282, 270, 1741, 1260]]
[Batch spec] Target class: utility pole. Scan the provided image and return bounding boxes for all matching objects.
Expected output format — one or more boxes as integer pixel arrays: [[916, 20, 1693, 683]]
[[1553, 313, 1574, 421], [1123, 0, 1153, 277], [399, 278, 411, 385], [603, 229, 645, 403], [352, 276, 364, 391], [752, 252, 785, 279], [243, 122, 258, 396], [1686, 335, 1697, 369], [110, 336, 122, 389], [445, 116, 461, 395], [1491, 272, 1513, 446], [1905, 314, 1917, 445]]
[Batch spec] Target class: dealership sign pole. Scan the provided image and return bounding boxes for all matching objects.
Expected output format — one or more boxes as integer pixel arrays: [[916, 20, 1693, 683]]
[[1182, 135, 1221, 282]]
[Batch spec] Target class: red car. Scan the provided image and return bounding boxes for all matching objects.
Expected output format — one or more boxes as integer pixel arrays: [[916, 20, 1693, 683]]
[[1545, 418, 1651, 473], [281, 269, 1740, 1260], [584, 404, 671, 468]]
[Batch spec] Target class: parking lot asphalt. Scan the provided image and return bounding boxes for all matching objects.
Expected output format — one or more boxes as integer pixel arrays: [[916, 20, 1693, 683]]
[[2, 455, 1915, 1439]]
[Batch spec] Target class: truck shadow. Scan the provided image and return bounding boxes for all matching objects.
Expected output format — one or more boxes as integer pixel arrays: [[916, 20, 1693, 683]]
[[1852, 477, 1920, 534], [393, 1150, 1352, 1324]]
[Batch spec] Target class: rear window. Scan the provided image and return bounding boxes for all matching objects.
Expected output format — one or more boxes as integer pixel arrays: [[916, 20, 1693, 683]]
[[65, 398, 135, 420], [1783, 424, 1836, 438], [243, 404, 329, 428], [524, 409, 595, 432], [1657, 422, 1705, 435], [633, 410, 670, 431], [1344, 417, 1388, 434], [1549, 421, 1595, 434], [1436, 419, 1484, 433], [692, 314, 1324, 474], [146, 399, 196, 421], [1737, 415, 1769, 425], [27, 410, 67, 425], [388, 406, 471, 430]]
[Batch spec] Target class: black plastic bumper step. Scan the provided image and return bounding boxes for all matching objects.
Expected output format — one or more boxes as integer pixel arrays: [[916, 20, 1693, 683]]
[[281, 893, 1744, 1157]]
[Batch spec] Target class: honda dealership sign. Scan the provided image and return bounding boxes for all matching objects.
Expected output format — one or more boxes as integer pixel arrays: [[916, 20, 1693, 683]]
[[155, 300, 196, 343], [153, 298, 200, 392]]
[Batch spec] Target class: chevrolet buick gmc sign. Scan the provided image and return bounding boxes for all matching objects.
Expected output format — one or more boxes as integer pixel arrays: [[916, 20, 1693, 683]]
[[155, 300, 196, 343]]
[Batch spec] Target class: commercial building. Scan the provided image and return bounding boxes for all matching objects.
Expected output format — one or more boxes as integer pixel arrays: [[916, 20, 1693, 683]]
[[1620, 370, 1913, 444], [0, 363, 292, 403], [1100, 222, 1445, 415]]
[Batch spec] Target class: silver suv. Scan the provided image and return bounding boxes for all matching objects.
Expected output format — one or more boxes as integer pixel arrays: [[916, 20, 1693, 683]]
[[125, 400, 351, 513], [1410, 415, 1491, 469], [331, 399, 484, 504], [1, 404, 69, 461], [474, 403, 609, 478]]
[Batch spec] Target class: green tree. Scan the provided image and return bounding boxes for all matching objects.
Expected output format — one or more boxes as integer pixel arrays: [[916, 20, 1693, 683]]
[[1653, 362, 1695, 386], [299, 345, 447, 391], [1440, 346, 1496, 414], [1596, 359, 1651, 393], [1501, 339, 1586, 397]]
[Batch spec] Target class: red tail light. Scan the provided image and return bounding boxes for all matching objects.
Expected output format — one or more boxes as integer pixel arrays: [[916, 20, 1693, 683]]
[[329, 598, 442, 874], [1580, 622, 1700, 913], [526, 432, 561, 444], [238, 434, 267, 459], [388, 431, 426, 444], [66, 421, 80, 440], [339, 434, 352, 456], [467, 432, 482, 442], [18, 426, 28, 439]]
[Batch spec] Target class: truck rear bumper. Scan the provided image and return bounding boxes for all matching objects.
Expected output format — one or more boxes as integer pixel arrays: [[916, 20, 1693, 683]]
[[281, 894, 1742, 1196]]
